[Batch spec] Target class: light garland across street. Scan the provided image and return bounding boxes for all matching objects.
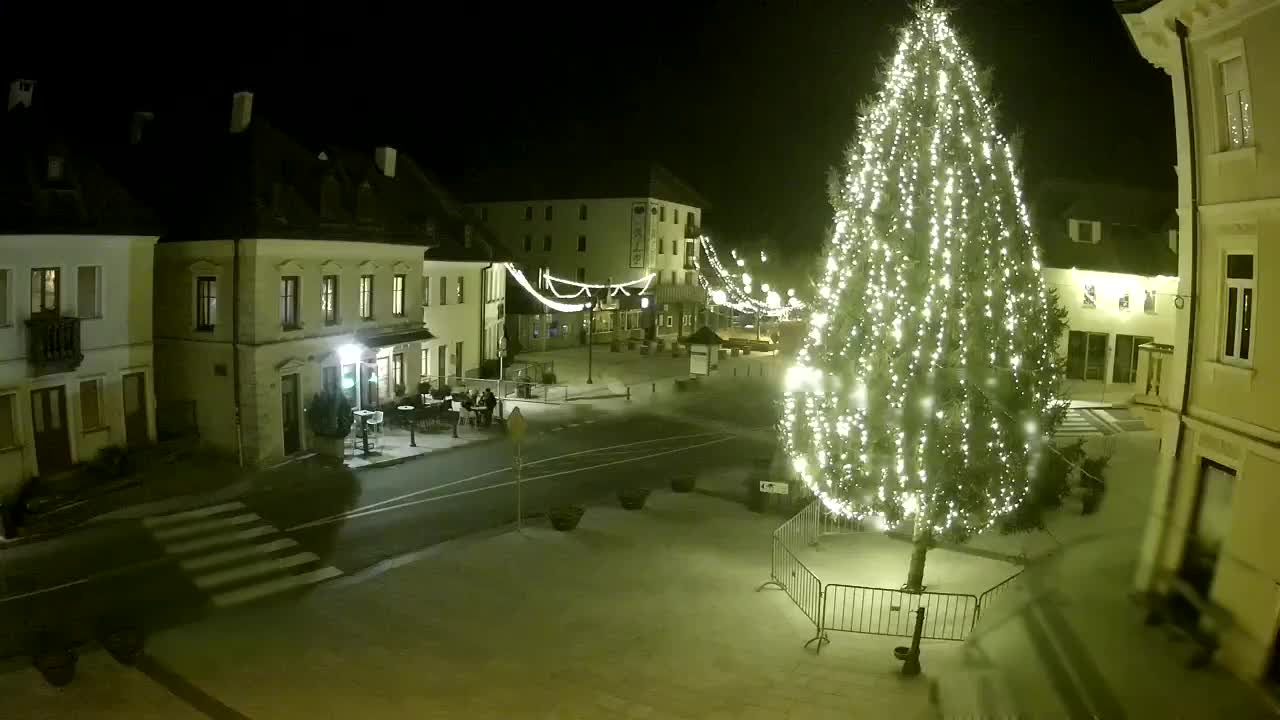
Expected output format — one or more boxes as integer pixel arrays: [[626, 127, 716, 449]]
[[695, 235, 804, 318], [544, 272, 654, 300]]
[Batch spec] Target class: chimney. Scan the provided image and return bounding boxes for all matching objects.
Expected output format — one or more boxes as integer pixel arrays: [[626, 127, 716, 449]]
[[7, 79, 34, 111], [130, 111, 154, 145], [230, 91, 253, 134], [375, 146, 397, 178]]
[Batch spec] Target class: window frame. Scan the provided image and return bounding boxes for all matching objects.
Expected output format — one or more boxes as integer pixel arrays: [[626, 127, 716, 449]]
[[30, 267, 60, 315], [1210, 41, 1254, 152], [76, 265, 103, 320], [280, 275, 301, 330], [359, 274, 375, 320], [456, 275, 465, 304], [0, 392, 16, 450], [542, 235, 552, 252], [1221, 251, 1256, 368], [1069, 219, 1100, 245], [322, 274, 340, 326], [195, 275, 217, 331], [423, 276, 431, 308], [577, 235, 587, 252], [523, 235, 533, 252], [392, 273, 407, 317], [79, 378, 106, 432], [578, 204, 588, 221], [524, 206, 533, 221], [0, 267, 12, 327], [439, 275, 448, 306]]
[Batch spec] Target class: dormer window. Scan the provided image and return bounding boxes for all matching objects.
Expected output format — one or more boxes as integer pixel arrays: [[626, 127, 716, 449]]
[[320, 176, 341, 221], [46, 155, 63, 181], [1070, 219, 1100, 244], [357, 181, 376, 222]]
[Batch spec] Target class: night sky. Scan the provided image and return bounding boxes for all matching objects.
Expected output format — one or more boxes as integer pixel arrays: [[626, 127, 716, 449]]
[[4, 0, 1172, 272]]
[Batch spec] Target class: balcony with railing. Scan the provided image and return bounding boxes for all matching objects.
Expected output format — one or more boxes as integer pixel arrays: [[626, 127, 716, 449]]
[[26, 312, 83, 375]]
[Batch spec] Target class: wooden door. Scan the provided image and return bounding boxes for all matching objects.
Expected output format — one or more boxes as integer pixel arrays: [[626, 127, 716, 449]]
[[281, 373, 301, 455], [437, 346, 446, 386], [123, 372, 149, 448], [30, 386, 71, 476]]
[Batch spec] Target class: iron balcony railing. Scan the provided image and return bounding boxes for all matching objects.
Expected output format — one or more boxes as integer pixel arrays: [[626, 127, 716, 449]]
[[26, 312, 83, 375]]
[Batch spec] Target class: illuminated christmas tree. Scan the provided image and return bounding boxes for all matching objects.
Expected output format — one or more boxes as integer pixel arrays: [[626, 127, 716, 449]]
[[781, 3, 1067, 591]]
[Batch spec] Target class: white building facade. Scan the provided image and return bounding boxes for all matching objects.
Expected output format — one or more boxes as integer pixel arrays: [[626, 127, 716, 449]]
[[1120, 0, 1280, 687], [420, 258, 507, 388]]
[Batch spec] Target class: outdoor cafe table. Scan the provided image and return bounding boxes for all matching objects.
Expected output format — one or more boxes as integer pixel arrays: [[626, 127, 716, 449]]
[[397, 405, 417, 447], [353, 409, 375, 456]]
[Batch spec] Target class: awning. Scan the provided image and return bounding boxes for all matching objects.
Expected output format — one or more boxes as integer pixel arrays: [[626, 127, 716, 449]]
[[357, 327, 436, 349]]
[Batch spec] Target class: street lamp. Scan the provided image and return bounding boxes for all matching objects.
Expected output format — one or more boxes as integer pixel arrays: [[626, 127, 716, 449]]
[[586, 294, 597, 384]]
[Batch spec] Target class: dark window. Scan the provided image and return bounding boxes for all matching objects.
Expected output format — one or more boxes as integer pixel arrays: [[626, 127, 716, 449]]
[[672, 240, 678, 255], [1227, 254, 1255, 279], [524, 206, 533, 221], [660, 206, 666, 222], [577, 268, 586, 282], [673, 209, 680, 224], [322, 275, 339, 325], [480, 207, 489, 221], [577, 235, 587, 252], [280, 276, 300, 329], [543, 235, 552, 252], [1224, 253, 1255, 364], [658, 239, 665, 254], [423, 276, 431, 307], [393, 353, 405, 393], [579, 204, 588, 220], [545, 205, 553, 221], [439, 275, 448, 306], [323, 366, 339, 395], [523, 235, 533, 252], [196, 276, 216, 330]]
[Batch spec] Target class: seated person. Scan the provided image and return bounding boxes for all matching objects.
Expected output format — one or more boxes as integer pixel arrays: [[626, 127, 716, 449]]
[[479, 389, 498, 426]]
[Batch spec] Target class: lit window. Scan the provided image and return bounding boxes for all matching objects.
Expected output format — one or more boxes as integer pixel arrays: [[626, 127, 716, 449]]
[[359, 275, 374, 319], [1219, 55, 1253, 150], [280, 276, 300, 329], [30, 267, 59, 314], [393, 274, 406, 316], [456, 276, 464, 304], [1082, 284, 1096, 309], [1223, 253, 1255, 366], [322, 275, 339, 325], [47, 155, 63, 181]]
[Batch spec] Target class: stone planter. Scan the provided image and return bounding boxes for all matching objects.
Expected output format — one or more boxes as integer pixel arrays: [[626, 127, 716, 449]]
[[618, 487, 650, 510], [548, 506, 585, 531], [312, 435, 346, 460], [639, 343, 650, 356], [671, 475, 696, 493]]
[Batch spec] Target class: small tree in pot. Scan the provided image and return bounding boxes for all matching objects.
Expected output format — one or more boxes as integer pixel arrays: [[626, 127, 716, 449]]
[[1079, 454, 1110, 516], [548, 505, 585, 531], [618, 486, 650, 510], [306, 391, 354, 460]]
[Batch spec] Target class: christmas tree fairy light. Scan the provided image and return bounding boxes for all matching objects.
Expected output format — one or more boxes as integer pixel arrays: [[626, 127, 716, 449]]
[[780, 3, 1065, 587]]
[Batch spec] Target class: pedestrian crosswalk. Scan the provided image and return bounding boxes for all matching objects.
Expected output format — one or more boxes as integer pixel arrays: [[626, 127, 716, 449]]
[[143, 501, 341, 609], [1056, 408, 1113, 440]]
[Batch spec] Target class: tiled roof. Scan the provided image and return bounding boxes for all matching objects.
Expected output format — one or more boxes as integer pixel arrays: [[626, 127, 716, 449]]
[[461, 160, 710, 210], [1032, 179, 1177, 277]]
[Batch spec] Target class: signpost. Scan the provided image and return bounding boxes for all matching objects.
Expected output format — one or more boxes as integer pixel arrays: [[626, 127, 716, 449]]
[[498, 336, 508, 420], [508, 406, 527, 530]]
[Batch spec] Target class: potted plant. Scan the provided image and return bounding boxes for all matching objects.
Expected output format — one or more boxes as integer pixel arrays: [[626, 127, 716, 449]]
[[618, 487, 650, 510], [306, 391, 354, 460], [656, 338, 667, 352], [32, 631, 77, 687], [1079, 454, 1110, 515], [671, 474, 696, 493], [548, 505, 585, 531]]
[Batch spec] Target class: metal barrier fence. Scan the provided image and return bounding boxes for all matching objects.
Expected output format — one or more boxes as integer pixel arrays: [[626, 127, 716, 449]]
[[822, 584, 978, 642], [761, 499, 1024, 650], [449, 375, 570, 404]]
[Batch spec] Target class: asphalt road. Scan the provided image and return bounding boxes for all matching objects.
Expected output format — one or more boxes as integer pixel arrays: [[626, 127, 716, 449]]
[[0, 382, 778, 662]]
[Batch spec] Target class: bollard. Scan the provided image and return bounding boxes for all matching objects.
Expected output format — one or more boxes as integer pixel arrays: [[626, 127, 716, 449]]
[[734, 367, 738, 377], [651, 382, 656, 394], [626, 386, 631, 401], [893, 607, 926, 677]]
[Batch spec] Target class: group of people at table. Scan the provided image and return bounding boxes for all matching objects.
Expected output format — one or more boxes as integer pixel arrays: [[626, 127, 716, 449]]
[[428, 387, 499, 429]]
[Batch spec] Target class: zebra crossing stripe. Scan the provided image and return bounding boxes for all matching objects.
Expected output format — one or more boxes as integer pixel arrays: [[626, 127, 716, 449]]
[[152, 513, 260, 542], [180, 538, 299, 572], [164, 525, 276, 555], [194, 552, 320, 589], [143, 502, 246, 528], [211, 567, 344, 608]]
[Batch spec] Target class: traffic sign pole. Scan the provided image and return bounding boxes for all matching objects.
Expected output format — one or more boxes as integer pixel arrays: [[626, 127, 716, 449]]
[[508, 407, 528, 532]]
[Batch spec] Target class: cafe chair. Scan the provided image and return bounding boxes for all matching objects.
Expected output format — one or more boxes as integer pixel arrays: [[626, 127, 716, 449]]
[[367, 410, 385, 450]]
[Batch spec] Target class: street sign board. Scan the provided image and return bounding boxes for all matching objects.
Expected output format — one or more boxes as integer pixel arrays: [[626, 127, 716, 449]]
[[507, 406, 527, 444], [759, 481, 789, 495]]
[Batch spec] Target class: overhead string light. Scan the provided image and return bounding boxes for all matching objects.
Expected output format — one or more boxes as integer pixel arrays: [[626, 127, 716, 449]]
[[779, 3, 1065, 539], [506, 264, 657, 312], [696, 235, 804, 318]]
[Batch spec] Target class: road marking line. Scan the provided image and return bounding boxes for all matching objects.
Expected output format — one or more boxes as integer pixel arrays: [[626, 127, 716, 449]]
[[286, 431, 731, 532], [180, 538, 299, 572], [0, 577, 90, 603], [211, 566, 343, 608], [142, 501, 246, 528], [164, 525, 277, 555], [152, 513, 260, 542], [293, 434, 736, 530], [194, 551, 319, 589]]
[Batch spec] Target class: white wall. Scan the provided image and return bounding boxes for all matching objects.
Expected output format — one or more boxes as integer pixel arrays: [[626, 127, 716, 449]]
[[1042, 266, 1179, 384], [0, 234, 157, 489], [154, 238, 428, 466], [421, 259, 489, 383]]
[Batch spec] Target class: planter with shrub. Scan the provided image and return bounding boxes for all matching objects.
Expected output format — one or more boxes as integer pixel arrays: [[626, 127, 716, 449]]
[[89, 445, 132, 480], [618, 487, 651, 510], [655, 338, 666, 352], [671, 475, 696, 493], [1079, 454, 1110, 516], [306, 391, 355, 460], [548, 505, 585, 531]]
